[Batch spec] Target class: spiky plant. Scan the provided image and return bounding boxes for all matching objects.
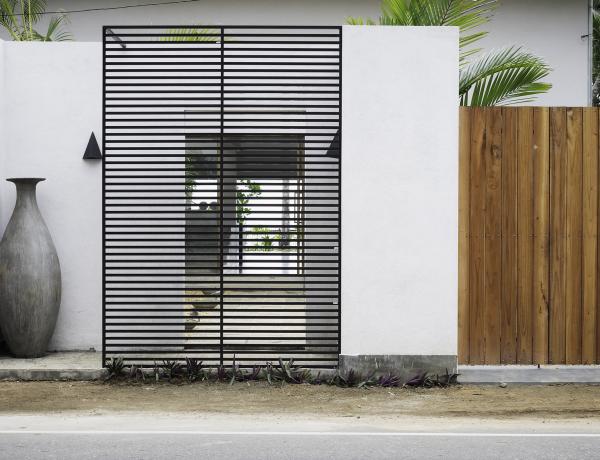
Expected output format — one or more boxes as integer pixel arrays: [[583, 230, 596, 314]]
[[185, 358, 203, 383], [347, 0, 551, 106], [0, 0, 71, 41], [105, 357, 125, 379]]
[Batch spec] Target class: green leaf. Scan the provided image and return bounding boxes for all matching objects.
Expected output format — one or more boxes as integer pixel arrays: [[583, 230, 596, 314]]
[[459, 46, 552, 106]]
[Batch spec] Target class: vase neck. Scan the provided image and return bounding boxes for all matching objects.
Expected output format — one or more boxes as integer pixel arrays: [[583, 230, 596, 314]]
[[7, 178, 45, 211]]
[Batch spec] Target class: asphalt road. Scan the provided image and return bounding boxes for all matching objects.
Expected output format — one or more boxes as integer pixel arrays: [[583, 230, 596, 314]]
[[2, 413, 600, 460], [1, 432, 600, 459]]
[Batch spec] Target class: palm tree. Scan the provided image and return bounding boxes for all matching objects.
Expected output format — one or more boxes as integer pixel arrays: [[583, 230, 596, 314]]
[[592, 0, 600, 106], [348, 0, 552, 106], [0, 0, 71, 41]]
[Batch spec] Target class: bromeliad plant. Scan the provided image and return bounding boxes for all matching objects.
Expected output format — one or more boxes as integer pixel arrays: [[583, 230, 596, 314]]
[[347, 0, 552, 106], [0, 0, 71, 41], [107, 356, 460, 388]]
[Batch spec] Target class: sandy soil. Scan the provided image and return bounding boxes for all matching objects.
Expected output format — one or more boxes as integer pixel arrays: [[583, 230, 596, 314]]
[[0, 381, 599, 419]]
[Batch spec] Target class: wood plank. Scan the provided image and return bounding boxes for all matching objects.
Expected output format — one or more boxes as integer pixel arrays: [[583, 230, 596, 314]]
[[501, 107, 518, 363], [532, 107, 550, 364], [516, 107, 534, 364], [582, 108, 598, 364], [469, 107, 487, 364], [484, 107, 503, 364], [549, 107, 567, 364], [458, 107, 471, 364], [565, 108, 583, 364]]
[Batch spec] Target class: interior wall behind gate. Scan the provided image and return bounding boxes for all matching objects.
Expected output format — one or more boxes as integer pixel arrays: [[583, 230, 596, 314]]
[[459, 107, 600, 365]]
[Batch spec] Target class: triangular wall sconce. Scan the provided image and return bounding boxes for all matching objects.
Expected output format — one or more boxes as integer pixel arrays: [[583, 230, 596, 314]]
[[325, 130, 340, 159], [83, 132, 103, 160]]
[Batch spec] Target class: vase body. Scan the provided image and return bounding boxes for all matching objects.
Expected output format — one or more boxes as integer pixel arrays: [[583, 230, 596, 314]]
[[0, 178, 61, 358]]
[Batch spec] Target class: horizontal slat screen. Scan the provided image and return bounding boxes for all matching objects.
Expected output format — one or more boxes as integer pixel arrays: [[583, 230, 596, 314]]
[[103, 26, 341, 368]]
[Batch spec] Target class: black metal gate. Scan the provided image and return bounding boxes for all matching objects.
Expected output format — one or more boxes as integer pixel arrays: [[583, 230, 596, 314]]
[[103, 26, 341, 368]]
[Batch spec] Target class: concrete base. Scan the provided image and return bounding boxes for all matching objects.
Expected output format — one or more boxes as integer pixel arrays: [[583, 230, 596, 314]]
[[0, 351, 106, 380], [459, 365, 600, 384], [339, 354, 457, 381]]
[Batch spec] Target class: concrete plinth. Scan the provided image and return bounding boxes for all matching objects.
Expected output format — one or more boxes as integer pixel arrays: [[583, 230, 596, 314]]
[[0, 351, 105, 380], [339, 354, 457, 381]]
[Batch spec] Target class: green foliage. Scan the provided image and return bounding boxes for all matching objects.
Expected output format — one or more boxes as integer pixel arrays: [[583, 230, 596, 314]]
[[0, 0, 71, 41], [263, 358, 314, 384], [347, 0, 551, 106], [105, 357, 125, 379], [159, 27, 220, 42], [348, 0, 494, 63], [593, 1, 600, 106], [105, 357, 460, 388], [160, 360, 183, 380], [328, 369, 375, 388], [185, 358, 203, 382], [459, 46, 551, 106], [236, 179, 262, 226]]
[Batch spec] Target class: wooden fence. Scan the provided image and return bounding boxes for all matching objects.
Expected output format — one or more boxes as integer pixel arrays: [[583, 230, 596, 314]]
[[459, 107, 600, 364]]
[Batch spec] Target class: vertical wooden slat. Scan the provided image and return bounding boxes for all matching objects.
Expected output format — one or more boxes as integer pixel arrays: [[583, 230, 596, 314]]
[[565, 108, 583, 364], [458, 107, 471, 364], [582, 108, 598, 364], [532, 107, 550, 364], [484, 108, 503, 364], [549, 107, 567, 364], [469, 107, 486, 364], [501, 107, 518, 363], [516, 107, 534, 364]]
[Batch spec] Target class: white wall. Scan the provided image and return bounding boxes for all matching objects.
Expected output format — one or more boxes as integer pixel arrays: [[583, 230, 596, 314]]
[[480, 0, 590, 106], [0, 28, 454, 358], [0, 39, 5, 224], [341, 26, 459, 356], [0, 42, 102, 351], [1, 0, 585, 106]]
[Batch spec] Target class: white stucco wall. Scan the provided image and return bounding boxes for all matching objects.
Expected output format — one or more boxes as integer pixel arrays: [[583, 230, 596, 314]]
[[480, 0, 590, 106], [341, 26, 459, 356], [0, 42, 102, 351], [0, 28, 455, 356], [0, 0, 586, 106], [0, 39, 5, 223]]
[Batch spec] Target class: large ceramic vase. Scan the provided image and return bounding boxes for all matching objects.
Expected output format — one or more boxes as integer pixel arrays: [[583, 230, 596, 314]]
[[0, 178, 61, 358]]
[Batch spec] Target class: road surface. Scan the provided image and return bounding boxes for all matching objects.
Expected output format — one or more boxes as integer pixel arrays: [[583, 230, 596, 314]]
[[1, 414, 599, 459]]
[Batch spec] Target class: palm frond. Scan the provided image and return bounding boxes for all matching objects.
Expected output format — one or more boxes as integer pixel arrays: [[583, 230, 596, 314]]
[[459, 46, 552, 106], [347, 0, 496, 63], [160, 27, 220, 42], [42, 13, 71, 41], [0, 0, 20, 39], [0, 0, 71, 41]]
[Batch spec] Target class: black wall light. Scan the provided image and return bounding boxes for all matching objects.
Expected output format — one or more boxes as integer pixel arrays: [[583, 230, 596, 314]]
[[83, 132, 103, 160], [325, 130, 340, 159]]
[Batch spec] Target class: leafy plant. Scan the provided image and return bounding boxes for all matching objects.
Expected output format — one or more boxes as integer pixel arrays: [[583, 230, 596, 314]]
[[263, 359, 313, 384], [432, 368, 460, 387], [185, 358, 203, 383], [215, 365, 229, 382], [159, 27, 220, 43], [236, 179, 262, 227], [593, 0, 600, 106], [377, 373, 402, 387], [105, 357, 125, 379], [347, 0, 551, 106], [0, 0, 71, 41], [245, 366, 262, 381], [328, 369, 375, 388], [127, 364, 146, 382], [161, 360, 183, 380]]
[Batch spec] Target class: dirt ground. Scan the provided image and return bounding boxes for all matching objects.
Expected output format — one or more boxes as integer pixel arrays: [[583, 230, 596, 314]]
[[0, 381, 599, 419]]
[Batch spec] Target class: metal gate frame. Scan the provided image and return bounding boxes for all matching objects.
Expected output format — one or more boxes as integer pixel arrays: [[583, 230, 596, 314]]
[[102, 25, 341, 368]]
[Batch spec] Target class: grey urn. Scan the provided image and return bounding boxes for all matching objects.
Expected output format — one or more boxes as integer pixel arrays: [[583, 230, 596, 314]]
[[0, 178, 61, 358]]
